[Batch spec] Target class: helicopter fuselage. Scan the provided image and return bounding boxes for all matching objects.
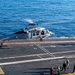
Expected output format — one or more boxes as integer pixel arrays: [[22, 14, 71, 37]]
[[15, 27, 54, 39]]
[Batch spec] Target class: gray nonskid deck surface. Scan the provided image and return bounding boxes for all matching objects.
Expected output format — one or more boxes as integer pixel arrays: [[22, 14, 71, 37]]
[[2, 58, 75, 75], [0, 45, 45, 57], [0, 38, 75, 75]]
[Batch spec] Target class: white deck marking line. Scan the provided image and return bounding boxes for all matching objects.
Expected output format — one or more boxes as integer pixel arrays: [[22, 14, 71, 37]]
[[37, 55, 43, 59], [43, 45, 73, 48], [0, 50, 74, 60], [0, 53, 47, 60], [43, 45, 56, 47], [52, 50, 75, 54], [36, 44, 55, 57], [66, 55, 75, 58], [0, 56, 65, 66], [4, 40, 75, 45]]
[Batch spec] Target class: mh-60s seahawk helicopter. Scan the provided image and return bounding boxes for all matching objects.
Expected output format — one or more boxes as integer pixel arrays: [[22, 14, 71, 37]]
[[14, 19, 54, 39], [0, 19, 54, 48]]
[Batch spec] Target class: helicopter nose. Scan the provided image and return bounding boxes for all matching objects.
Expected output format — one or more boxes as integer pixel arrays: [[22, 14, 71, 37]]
[[49, 32, 54, 35]]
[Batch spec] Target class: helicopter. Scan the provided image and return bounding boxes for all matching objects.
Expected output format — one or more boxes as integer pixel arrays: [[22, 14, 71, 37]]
[[14, 19, 54, 39], [0, 19, 54, 47]]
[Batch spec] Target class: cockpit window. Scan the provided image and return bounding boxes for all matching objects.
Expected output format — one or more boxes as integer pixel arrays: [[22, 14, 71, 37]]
[[36, 31, 39, 35], [33, 33, 35, 36], [41, 31, 44, 35]]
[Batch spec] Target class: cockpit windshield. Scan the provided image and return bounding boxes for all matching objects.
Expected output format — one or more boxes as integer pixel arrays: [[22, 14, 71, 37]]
[[41, 31, 44, 35]]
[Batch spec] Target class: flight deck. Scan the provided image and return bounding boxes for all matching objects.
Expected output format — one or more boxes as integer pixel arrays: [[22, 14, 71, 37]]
[[0, 38, 75, 75]]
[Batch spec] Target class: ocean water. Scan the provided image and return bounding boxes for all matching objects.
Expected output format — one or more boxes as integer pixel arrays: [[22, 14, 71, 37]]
[[0, 0, 75, 38]]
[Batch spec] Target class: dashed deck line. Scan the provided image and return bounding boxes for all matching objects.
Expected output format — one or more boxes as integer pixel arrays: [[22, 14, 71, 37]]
[[36, 44, 55, 57]]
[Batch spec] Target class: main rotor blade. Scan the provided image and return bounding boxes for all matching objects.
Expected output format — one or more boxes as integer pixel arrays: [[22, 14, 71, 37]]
[[25, 18, 34, 24], [38, 20, 71, 26]]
